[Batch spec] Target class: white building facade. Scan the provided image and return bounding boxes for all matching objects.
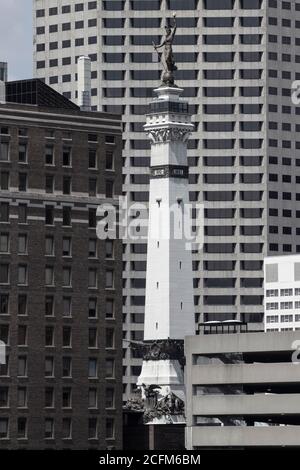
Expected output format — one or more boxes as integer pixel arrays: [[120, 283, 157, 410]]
[[264, 255, 300, 332]]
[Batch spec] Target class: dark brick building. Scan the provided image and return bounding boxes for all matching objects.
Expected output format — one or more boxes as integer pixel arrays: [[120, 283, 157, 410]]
[[0, 80, 123, 449]]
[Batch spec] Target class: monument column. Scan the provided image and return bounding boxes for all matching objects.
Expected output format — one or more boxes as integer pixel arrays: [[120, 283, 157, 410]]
[[134, 15, 195, 425]]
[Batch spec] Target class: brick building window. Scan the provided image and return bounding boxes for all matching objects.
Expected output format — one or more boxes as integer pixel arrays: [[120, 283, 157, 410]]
[[62, 327, 72, 347], [18, 204, 27, 223], [17, 387, 27, 408], [63, 177, 71, 195], [62, 357, 72, 377], [89, 178, 97, 196], [88, 208, 97, 227], [106, 328, 115, 349], [0, 264, 9, 284], [62, 206, 71, 226], [18, 143, 27, 163], [45, 419, 54, 439], [89, 328, 97, 348], [18, 356, 27, 377], [0, 418, 9, 439], [88, 269, 97, 288], [0, 142, 9, 161], [0, 203, 9, 222], [18, 234, 27, 254], [45, 146, 54, 165], [45, 175, 54, 193], [0, 234, 9, 253], [18, 325, 27, 346], [62, 388, 72, 408], [88, 358, 97, 378], [62, 147, 72, 166], [18, 173, 27, 192], [89, 388, 97, 408], [62, 237, 71, 257], [105, 240, 114, 259], [62, 418, 72, 439], [88, 298, 97, 318], [106, 388, 115, 409], [106, 358, 115, 378], [0, 171, 9, 190], [63, 267, 72, 287], [45, 296, 54, 316], [0, 325, 9, 344], [106, 299, 114, 319], [45, 388, 54, 408], [88, 149, 97, 168], [45, 326, 54, 347], [88, 418, 98, 440], [18, 295, 27, 316], [106, 150, 114, 170], [45, 267, 54, 286], [45, 236, 54, 256], [88, 239, 97, 258], [17, 418, 27, 439], [0, 294, 9, 315], [45, 206, 54, 225], [106, 418, 115, 439], [45, 356, 54, 377], [105, 270, 114, 289], [63, 297, 71, 317], [0, 387, 8, 407]]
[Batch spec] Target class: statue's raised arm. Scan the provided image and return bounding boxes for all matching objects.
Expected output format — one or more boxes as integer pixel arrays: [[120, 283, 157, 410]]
[[171, 13, 177, 41]]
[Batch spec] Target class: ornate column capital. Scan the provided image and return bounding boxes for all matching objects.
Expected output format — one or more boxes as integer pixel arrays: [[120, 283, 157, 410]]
[[130, 339, 185, 364], [147, 127, 191, 144]]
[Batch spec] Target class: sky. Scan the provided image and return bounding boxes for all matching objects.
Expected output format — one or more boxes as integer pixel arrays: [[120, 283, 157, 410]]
[[0, 0, 33, 81]]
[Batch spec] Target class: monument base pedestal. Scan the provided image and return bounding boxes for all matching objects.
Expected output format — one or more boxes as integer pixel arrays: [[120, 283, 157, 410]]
[[136, 359, 186, 424], [137, 359, 185, 402], [123, 411, 185, 450]]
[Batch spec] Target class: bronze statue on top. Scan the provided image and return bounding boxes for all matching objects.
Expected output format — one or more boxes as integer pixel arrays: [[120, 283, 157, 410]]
[[153, 13, 177, 86]]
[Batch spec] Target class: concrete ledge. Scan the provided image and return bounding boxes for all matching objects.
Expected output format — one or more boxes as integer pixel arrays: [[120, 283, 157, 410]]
[[191, 363, 300, 385], [185, 331, 300, 355], [187, 426, 300, 448], [192, 393, 300, 415]]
